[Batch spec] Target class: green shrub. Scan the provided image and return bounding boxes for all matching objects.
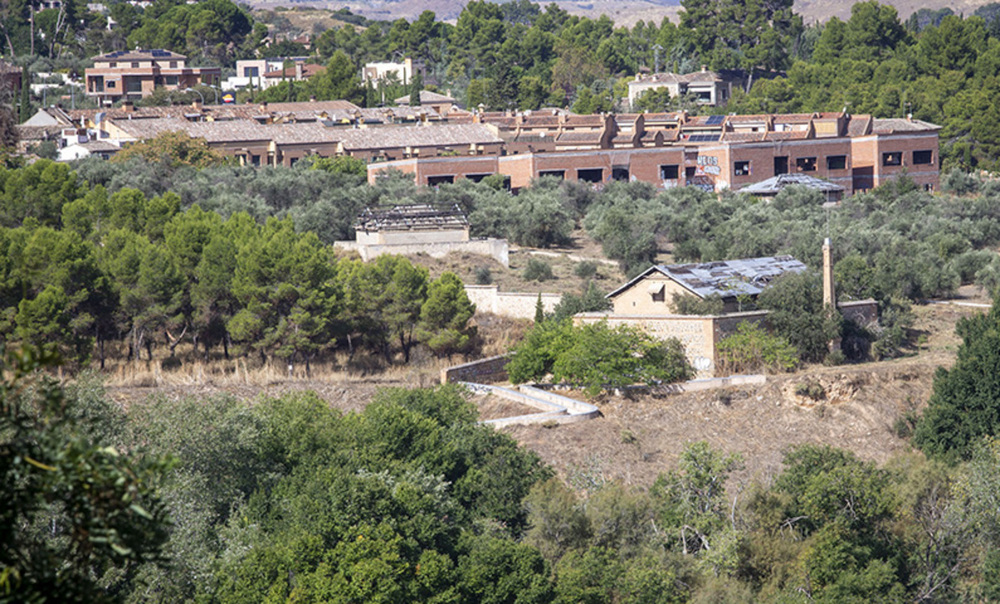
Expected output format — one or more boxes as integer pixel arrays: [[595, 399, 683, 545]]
[[508, 320, 691, 395], [716, 322, 799, 374], [671, 293, 725, 315], [474, 265, 493, 285], [573, 261, 598, 278], [795, 381, 826, 401], [523, 258, 555, 281]]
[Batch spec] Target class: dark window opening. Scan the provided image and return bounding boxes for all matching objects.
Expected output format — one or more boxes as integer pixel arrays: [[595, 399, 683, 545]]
[[131, 62, 139, 68], [882, 152, 902, 166], [611, 167, 629, 181], [577, 168, 604, 183], [539, 170, 565, 180], [466, 173, 491, 183], [427, 175, 454, 186], [796, 157, 817, 172], [685, 166, 697, 179], [697, 91, 711, 101], [913, 150, 933, 165], [660, 164, 679, 179], [734, 161, 750, 176], [826, 155, 847, 170], [250, 154, 260, 166], [774, 156, 788, 175]]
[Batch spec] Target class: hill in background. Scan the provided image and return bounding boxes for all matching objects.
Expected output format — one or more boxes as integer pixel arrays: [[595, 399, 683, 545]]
[[248, 0, 997, 27]]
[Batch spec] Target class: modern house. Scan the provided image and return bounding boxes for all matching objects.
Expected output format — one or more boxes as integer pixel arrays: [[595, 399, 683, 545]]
[[85, 49, 220, 104], [627, 68, 739, 108]]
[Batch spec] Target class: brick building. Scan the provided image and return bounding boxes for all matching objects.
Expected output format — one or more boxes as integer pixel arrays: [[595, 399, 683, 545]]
[[368, 111, 941, 195], [85, 49, 221, 104]]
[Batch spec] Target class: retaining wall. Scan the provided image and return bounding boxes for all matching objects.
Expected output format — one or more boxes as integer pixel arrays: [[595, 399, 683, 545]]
[[464, 285, 560, 320], [440, 354, 511, 384]]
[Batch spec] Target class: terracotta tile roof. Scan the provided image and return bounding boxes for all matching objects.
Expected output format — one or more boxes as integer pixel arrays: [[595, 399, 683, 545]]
[[763, 130, 810, 141], [872, 118, 941, 133], [555, 131, 603, 144], [394, 90, 456, 105], [14, 124, 64, 140], [338, 124, 502, 151], [562, 115, 605, 127], [846, 115, 872, 137], [773, 113, 815, 123], [721, 131, 767, 143]]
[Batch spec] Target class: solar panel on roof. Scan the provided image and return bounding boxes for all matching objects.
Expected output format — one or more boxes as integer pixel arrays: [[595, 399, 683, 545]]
[[688, 134, 719, 142], [706, 114, 724, 125]]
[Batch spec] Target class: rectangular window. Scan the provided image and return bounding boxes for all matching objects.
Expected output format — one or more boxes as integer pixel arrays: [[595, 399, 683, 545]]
[[131, 62, 139, 68], [165, 75, 178, 86], [734, 161, 750, 176], [244, 66, 259, 78], [106, 80, 115, 89], [427, 175, 455, 186], [883, 151, 902, 166], [685, 166, 696, 179], [796, 157, 817, 172], [169, 61, 178, 68], [659, 164, 679, 179], [577, 168, 604, 183], [774, 156, 788, 175], [109, 62, 117, 68], [826, 155, 847, 170], [539, 170, 565, 180], [913, 150, 933, 165]]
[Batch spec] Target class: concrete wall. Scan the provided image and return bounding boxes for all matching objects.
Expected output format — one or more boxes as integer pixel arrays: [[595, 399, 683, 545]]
[[464, 285, 560, 319], [440, 354, 511, 384], [356, 228, 470, 246], [335, 238, 509, 267]]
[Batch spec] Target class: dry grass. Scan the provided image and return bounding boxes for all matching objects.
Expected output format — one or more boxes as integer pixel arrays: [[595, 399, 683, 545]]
[[411, 229, 626, 297], [502, 301, 988, 490]]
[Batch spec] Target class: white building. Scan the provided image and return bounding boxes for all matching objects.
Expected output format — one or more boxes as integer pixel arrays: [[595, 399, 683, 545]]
[[361, 58, 421, 87], [627, 68, 737, 109]]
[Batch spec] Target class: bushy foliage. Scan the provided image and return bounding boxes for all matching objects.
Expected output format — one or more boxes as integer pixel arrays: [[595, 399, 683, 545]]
[[523, 257, 555, 281], [508, 320, 691, 394], [670, 293, 725, 316], [915, 299, 1000, 462], [109, 132, 228, 169], [757, 271, 843, 363], [551, 280, 611, 322], [716, 322, 799, 374]]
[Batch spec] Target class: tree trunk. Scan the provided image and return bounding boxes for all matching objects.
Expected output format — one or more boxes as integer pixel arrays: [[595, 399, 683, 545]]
[[223, 333, 231, 360]]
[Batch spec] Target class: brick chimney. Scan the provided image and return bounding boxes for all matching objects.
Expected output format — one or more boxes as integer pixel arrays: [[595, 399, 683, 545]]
[[122, 99, 134, 113], [823, 237, 841, 353], [295, 62, 303, 80], [822, 237, 835, 307]]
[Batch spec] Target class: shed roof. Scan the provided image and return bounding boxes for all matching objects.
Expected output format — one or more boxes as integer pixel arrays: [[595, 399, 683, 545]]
[[355, 203, 469, 232], [739, 174, 845, 196], [608, 256, 807, 300]]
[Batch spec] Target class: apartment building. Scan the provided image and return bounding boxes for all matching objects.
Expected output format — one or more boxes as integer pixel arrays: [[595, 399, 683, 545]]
[[368, 111, 940, 195], [85, 49, 220, 103]]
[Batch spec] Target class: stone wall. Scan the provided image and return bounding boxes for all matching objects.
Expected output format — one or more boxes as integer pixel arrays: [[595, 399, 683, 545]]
[[464, 285, 560, 320], [440, 354, 511, 384], [574, 311, 769, 378], [839, 299, 878, 325], [334, 238, 509, 267]]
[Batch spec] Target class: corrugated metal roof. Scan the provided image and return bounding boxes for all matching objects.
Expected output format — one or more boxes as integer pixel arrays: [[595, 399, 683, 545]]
[[739, 174, 845, 195], [608, 256, 808, 300]]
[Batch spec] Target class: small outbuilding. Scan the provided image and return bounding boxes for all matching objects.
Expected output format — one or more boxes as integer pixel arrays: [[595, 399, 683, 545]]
[[607, 256, 808, 314], [739, 173, 845, 202]]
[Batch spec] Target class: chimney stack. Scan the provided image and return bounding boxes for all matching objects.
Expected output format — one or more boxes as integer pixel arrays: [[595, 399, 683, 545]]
[[822, 237, 835, 307], [122, 99, 134, 113]]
